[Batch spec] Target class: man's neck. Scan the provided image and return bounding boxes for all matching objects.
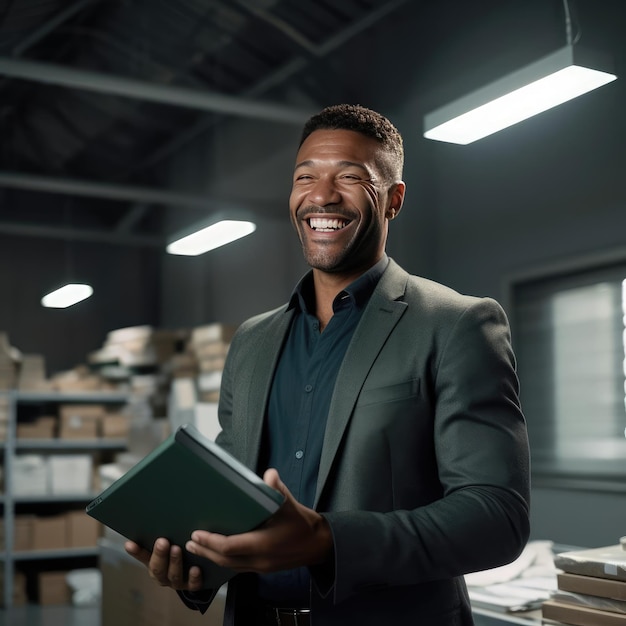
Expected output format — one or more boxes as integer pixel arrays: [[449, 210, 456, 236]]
[[311, 266, 368, 331]]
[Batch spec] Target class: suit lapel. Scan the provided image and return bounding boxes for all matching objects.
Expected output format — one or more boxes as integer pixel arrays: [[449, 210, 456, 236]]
[[314, 260, 409, 507], [242, 306, 294, 470]]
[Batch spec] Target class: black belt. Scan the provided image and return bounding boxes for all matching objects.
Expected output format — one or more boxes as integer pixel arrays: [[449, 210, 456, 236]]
[[258, 604, 311, 626]]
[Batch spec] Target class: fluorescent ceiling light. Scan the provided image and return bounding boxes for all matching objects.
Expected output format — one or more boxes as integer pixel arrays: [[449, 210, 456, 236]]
[[41, 283, 93, 308], [423, 45, 617, 145], [166, 219, 256, 256]]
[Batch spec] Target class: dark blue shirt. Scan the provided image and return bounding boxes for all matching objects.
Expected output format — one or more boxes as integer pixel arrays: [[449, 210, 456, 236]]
[[257, 255, 388, 606]]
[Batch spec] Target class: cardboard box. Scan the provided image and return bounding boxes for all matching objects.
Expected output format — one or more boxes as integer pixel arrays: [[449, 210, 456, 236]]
[[32, 515, 67, 551], [13, 454, 49, 496], [0, 570, 27, 607], [49, 454, 93, 495], [38, 571, 71, 605], [66, 510, 101, 548], [558, 571, 626, 600], [17, 353, 47, 390], [0, 515, 35, 551], [101, 412, 130, 439], [190, 323, 237, 345], [17, 415, 57, 439], [100, 538, 225, 626], [542, 598, 626, 625], [59, 404, 103, 439]]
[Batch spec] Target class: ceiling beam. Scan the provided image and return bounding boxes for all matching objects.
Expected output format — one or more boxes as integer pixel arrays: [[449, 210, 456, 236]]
[[0, 222, 162, 247], [0, 170, 235, 209], [0, 57, 313, 124], [11, 0, 100, 58], [136, 0, 410, 172]]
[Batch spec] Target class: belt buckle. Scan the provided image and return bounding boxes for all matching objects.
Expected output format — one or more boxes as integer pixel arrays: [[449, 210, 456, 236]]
[[274, 607, 311, 626]]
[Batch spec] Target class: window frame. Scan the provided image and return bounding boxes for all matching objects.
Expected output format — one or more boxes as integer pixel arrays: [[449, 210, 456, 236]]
[[503, 246, 626, 494]]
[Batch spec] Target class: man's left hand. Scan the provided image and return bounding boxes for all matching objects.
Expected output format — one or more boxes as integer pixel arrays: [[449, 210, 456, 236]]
[[184, 468, 333, 573]]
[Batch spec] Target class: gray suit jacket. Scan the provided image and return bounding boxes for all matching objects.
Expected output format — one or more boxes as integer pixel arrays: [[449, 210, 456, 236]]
[[199, 259, 530, 625]]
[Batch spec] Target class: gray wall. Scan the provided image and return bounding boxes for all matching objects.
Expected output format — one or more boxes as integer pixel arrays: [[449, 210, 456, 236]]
[[0, 235, 160, 375]]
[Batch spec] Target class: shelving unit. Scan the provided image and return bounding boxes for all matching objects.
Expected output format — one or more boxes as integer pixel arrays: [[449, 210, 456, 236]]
[[0, 390, 130, 609]]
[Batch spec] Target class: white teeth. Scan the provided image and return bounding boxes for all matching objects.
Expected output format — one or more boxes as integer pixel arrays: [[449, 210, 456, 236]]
[[309, 217, 348, 231]]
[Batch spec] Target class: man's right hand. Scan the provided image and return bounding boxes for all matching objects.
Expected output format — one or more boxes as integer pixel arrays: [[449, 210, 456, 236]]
[[124, 537, 205, 591]]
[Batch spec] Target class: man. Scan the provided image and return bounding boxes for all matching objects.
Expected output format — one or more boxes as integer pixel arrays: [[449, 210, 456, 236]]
[[126, 103, 530, 625]]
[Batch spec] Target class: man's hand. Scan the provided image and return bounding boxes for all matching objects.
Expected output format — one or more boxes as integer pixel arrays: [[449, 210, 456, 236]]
[[124, 537, 205, 591], [184, 468, 334, 574]]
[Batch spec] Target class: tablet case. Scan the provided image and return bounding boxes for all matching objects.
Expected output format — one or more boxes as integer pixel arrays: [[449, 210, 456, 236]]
[[86, 422, 284, 588]]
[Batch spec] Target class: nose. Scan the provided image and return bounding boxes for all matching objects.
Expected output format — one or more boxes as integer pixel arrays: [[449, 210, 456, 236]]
[[306, 176, 342, 207]]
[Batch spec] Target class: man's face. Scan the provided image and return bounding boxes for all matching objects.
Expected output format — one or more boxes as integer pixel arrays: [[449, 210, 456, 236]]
[[289, 129, 402, 277]]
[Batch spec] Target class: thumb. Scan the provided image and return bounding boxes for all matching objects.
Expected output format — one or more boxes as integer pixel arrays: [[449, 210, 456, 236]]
[[263, 468, 292, 500]]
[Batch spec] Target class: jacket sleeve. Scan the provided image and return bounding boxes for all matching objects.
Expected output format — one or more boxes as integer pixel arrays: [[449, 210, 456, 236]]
[[320, 297, 531, 605]]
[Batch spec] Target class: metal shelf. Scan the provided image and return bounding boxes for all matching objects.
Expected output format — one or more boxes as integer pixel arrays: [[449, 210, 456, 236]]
[[1, 389, 133, 608], [13, 391, 130, 403], [13, 493, 97, 504], [15, 438, 127, 450], [12, 547, 99, 561]]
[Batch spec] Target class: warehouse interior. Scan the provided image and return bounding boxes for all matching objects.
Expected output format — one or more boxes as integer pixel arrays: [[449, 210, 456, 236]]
[[1, 0, 625, 623]]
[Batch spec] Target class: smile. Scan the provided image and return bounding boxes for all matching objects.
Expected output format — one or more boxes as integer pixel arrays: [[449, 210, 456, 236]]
[[308, 217, 350, 232]]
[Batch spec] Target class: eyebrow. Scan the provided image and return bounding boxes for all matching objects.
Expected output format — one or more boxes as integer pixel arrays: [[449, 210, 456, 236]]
[[294, 159, 370, 173]]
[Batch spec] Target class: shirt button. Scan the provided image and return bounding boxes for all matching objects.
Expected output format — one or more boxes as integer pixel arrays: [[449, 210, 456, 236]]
[[304, 384, 312, 392], [312, 322, 319, 331], [295, 450, 304, 459]]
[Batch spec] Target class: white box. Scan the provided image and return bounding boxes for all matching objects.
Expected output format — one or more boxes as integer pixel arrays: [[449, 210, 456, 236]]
[[194, 403, 221, 441], [49, 455, 93, 495], [13, 455, 49, 496]]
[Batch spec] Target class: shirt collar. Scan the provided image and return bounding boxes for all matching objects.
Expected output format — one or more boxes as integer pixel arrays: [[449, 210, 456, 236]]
[[288, 254, 389, 314]]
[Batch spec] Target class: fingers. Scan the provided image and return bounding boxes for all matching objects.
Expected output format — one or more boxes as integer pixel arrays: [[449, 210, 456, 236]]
[[127, 538, 196, 591], [124, 540, 151, 565], [263, 467, 283, 492], [187, 565, 204, 592], [147, 538, 176, 586]]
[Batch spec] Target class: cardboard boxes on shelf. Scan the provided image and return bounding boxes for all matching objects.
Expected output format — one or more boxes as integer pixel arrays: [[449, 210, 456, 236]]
[[90, 325, 184, 369], [0, 512, 101, 553], [17, 354, 49, 391], [13, 405, 131, 443], [0, 394, 7, 443], [0, 515, 36, 551], [0, 571, 27, 607], [49, 455, 93, 495], [189, 323, 236, 403], [13, 453, 94, 497], [32, 515, 67, 551], [59, 404, 103, 439], [16, 415, 57, 439], [38, 571, 72, 606], [13, 455, 49, 497], [0, 331, 20, 391]]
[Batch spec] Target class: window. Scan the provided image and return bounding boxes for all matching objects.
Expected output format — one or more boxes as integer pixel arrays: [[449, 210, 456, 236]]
[[511, 257, 626, 489]]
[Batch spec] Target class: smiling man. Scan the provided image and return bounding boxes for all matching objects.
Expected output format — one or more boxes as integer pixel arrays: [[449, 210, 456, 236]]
[[126, 104, 531, 626]]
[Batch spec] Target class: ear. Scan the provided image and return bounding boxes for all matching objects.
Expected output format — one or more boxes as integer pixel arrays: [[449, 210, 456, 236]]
[[386, 181, 406, 220]]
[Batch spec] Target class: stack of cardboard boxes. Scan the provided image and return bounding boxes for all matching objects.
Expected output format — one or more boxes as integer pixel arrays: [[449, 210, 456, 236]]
[[189, 323, 236, 403], [0, 394, 7, 446], [16, 403, 130, 442], [1, 510, 100, 555], [0, 570, 27, 607], [17, 354, 47, 391], [0, 510, 100, 606], [543, 543, 626, 625], [0, 332, 19, 391], [88, 325, 186, 417]]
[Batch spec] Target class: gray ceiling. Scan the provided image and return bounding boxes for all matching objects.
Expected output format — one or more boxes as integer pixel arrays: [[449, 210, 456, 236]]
[[0, 0, 411, 247]]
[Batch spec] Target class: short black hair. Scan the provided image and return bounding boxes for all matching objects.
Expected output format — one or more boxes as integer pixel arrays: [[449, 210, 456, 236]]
[[299, 103, 404, 182]]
